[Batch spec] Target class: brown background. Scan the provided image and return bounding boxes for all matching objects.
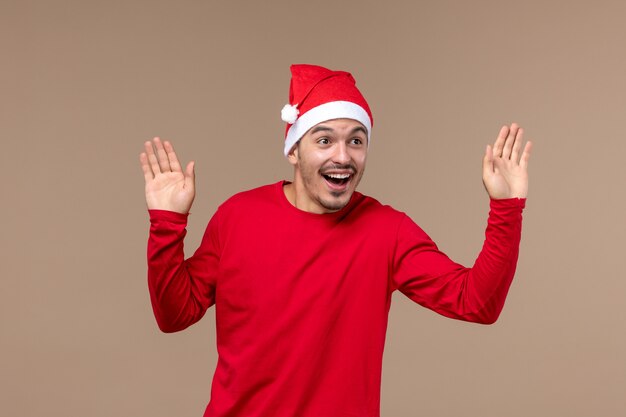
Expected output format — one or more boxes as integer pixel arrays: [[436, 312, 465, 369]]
[[2, 1, 625, 416]]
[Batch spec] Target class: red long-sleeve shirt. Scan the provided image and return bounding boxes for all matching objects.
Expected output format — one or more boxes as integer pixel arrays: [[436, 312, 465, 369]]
[[147, 181, 525, 417]]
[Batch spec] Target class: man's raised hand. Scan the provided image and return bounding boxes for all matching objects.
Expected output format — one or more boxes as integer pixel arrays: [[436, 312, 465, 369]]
[[140, 137, 195, 214], [482, 123, 532, 200]]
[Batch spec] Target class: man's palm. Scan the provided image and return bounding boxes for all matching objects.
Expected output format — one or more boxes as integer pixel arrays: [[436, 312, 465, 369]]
[[140, 138, 195, 214], [482, 123, 532, 199]]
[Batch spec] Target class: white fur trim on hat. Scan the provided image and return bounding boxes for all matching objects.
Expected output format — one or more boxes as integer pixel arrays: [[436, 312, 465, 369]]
[[283, 101, 372, 156]]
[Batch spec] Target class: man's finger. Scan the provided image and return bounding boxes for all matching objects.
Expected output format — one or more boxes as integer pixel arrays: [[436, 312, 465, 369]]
[[145, 139, 162, 175], [519, 140, 532, 170], [492, 125, 509, 158], [164, 141, 183, 173], [185, 161, 195, 183], [154, 137, 172, 172], [483, 144, 494, 175], [502, 123, 519, 160], [140, 152, 154, 182], [510, 127, 524, 164]]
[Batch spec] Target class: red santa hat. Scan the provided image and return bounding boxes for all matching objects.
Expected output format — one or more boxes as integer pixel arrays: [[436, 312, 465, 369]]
[[281, 64, 373, 156]]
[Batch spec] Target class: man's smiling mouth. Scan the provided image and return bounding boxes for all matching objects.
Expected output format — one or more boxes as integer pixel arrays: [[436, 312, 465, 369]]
[[322, 172, 351, 186]]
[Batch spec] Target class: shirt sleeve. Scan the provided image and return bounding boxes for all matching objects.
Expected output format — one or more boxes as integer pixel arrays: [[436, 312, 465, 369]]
[[147, 209, 221, 332], [390, 198, 526, 324]]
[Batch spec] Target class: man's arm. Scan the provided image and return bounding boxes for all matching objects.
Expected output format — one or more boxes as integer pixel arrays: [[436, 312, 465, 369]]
[[391, 124, 532, 324], [140, 138, 216, 332]]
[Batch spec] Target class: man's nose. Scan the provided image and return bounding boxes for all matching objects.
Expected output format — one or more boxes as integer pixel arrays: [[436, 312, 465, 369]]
[[332, 142, 350, 164]]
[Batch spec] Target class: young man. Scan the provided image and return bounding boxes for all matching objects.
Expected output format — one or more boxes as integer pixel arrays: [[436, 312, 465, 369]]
[[140, 64, 532, 417]]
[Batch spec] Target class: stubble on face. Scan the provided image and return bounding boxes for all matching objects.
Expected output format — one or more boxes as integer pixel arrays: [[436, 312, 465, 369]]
[[298, 150, 364, 211]]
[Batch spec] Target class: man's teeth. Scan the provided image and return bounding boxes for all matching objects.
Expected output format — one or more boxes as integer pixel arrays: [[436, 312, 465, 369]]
[[325, 173, 350, 179]]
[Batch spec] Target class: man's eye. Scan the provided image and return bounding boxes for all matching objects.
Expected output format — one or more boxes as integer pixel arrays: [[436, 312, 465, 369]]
[[351, 138, 363, 145], [318, 138, 330, 145]]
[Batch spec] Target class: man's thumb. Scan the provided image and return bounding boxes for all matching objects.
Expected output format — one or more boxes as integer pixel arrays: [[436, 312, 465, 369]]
[[185, 161, 195, 181]]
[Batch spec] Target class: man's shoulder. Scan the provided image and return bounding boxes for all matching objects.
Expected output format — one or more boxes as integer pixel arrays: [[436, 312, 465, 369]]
[[218, 181, 283, 212], [351, 191, 407, 222]]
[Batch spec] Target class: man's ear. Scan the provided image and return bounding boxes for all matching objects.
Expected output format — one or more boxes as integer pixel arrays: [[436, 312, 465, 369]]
[[287, 142, 299, 166]]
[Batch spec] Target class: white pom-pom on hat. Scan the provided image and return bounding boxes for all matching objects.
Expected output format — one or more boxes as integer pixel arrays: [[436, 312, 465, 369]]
[[281, 104, 299, 124]]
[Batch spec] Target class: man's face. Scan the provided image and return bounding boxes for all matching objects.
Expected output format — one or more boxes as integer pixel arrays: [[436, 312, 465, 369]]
[[287, 118, 368, 214]]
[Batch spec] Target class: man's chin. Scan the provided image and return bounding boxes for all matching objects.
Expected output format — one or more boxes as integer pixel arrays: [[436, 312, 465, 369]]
[[320, 192, 352, 212]]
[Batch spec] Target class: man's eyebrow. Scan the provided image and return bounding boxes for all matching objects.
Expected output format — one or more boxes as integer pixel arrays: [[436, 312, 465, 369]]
[[350, 126, 367, 136], [310, 125, 334, 134], [309, 125, 368, 135]]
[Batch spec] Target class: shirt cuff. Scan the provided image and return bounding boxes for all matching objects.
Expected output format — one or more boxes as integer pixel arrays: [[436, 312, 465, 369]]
[[489, 197, 526, 210], [148, 209, 189, 224]]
